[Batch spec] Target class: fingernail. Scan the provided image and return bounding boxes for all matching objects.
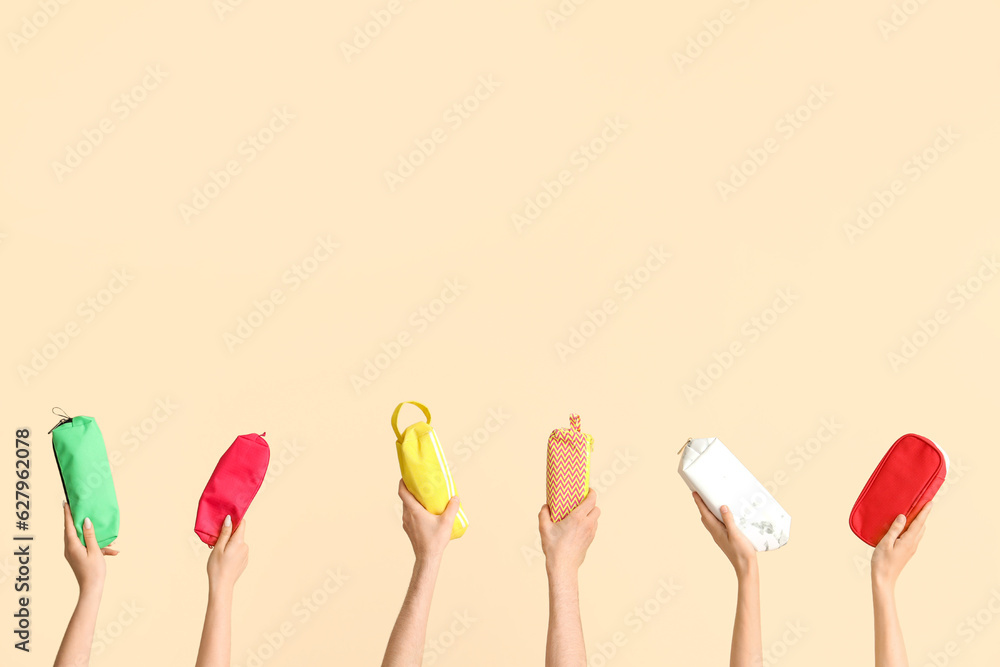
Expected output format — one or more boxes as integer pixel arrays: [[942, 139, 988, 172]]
[[224, 515, 232, 527], [62, 500, 67, 507], [83, 517, 92, 529], [721, 505, 730, 514], [895, 514, 906, 523]]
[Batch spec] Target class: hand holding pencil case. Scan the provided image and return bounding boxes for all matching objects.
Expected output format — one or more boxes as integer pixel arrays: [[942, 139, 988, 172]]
[[50, 411, 120, 548], [392, 402, 468, 539], [849, 433, 948, 546], [195, 432, 270, 546], [678, 437, 791, 551], [546, 414, 593, 523]]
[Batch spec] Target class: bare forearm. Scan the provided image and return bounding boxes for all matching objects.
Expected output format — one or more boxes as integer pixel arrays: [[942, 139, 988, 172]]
[[873, 579, 907, 667], [546, 566, 586, 667], [195, 584, 234, 667], [382, 556, 441, 667], [54, 585, 103, 667], [731, 564, 762, 667]]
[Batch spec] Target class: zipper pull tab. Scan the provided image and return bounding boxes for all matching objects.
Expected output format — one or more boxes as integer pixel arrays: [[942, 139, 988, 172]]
[[48, 407, 72, 434], [677, 437, 692, 456]]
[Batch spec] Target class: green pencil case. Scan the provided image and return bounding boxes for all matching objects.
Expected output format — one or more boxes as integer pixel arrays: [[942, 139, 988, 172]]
[[50, 411, 120, 548]]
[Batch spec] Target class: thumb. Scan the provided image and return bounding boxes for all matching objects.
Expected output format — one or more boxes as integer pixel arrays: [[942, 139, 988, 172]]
[[879, 514, 908, 548], [214, 515, 233, 551], [442, 496, 461, 526], [81, 517, 100, 554], [720, 504, 739, 536]]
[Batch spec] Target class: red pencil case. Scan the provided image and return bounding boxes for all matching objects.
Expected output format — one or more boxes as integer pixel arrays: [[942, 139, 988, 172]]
[[195, 432, 270, 546], [849, 433, 948, 547]]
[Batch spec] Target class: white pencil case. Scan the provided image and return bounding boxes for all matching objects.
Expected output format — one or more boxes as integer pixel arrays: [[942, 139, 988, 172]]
[[678, 437, 791, 551]]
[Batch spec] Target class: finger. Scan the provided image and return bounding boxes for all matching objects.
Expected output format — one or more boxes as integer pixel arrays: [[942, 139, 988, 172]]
[[62, 501, 79, 546], [101, 548, 120, 556], [904, 501, 933, 537], [230, 517, 248, 545], [398, 479, 421, 510], [538, 504, 552, 528], [590, 506, 602, 521], [720, 504, 739, 534], [442, 496, 461, 524], [215, 514, 233, 551], [900, 502, 933, 546], [692, 492, 720, 526], [568, 488, 597, 518], [879, 514, 908, 549], [81, 517, 100, 554], [693, 493, 726, 541]]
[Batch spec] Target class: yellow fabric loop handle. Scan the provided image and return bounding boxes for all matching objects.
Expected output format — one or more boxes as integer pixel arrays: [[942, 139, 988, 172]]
[[391, 401, 431, 442]]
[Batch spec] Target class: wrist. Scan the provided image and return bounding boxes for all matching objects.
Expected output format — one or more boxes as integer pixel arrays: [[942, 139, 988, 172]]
[[734, 557, 758, 582], [545, 560, 580, 583], [208, 579, 236, 598], [78, 581, 104, 600], [871, 572, 896, 594], [414, 553, 443, 573]]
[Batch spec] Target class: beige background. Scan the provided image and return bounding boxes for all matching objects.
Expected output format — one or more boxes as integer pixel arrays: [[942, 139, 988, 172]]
[[3, 1, 999, 665]]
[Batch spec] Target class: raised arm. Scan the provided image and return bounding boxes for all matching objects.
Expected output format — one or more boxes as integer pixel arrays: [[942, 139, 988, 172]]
[[195, 515, 250, 667], [54, 502, 119, 667], [539, 488, 600, 667], [871, 502, 932, 667], [382, 479, 462, 667], [692, 492, 761, 667]]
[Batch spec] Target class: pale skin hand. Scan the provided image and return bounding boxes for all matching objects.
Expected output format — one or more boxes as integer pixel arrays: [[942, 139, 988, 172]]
[[539, 488, 600, 667], [871, 502, 932, 667], [54, 501, 119, 667], [382, 480, 461, 667], [195, 515, 249, 667], [693, 492, 762, 667]]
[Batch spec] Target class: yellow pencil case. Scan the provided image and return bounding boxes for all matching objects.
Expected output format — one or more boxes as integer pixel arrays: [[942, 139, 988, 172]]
[[392, 401, 468, 539]]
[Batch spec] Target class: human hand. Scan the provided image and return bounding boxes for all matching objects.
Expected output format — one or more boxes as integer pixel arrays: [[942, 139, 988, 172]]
[[871, 501, 932, 589], [62, 501, 118, 594], [693, 492, 757, 579], [398, 479, 460, 566], [207, 515, 249, 593], [538, 488, 600, 577]]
